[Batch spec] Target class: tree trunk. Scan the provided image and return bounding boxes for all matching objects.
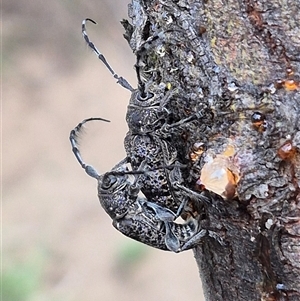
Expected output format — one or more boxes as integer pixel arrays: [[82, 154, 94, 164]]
[[125, 0, 300, 300]]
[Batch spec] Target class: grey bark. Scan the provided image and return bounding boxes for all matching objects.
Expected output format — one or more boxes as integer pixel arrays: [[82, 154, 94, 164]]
[[124, 0, 300, 300]]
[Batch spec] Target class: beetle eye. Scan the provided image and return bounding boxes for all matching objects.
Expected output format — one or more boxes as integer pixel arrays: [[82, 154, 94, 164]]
[[137, 91, 154, 101], [102, 174, 117, 189]]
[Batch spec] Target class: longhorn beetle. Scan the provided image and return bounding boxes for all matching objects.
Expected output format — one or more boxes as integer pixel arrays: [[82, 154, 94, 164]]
[[70, 118, 210, 252], [80, 19, 208, 222]]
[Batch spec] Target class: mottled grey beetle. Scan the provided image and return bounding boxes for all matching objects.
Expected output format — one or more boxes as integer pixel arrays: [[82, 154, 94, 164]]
[[70, 118, 208, 252], [69, 19, 219, 252], [80, 19, 207, 222]]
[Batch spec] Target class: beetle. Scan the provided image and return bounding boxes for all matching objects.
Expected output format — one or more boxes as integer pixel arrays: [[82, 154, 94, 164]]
[[70, 117, 208, 252], [80, 19, 206, 221]]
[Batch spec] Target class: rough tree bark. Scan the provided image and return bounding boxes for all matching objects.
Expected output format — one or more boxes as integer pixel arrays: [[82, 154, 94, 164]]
[[122, 0, 300, 300]]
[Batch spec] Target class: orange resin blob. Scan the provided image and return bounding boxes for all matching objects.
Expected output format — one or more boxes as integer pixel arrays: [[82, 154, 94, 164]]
[[200, 154, 239, 200]]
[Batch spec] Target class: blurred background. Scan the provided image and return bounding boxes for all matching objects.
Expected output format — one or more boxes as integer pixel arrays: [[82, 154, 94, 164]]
[[3, 1, 204, 300]]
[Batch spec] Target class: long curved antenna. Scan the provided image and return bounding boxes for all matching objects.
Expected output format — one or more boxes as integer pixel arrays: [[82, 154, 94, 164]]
[[82, 18, 134, 92], [70, 117, 110, 179]]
